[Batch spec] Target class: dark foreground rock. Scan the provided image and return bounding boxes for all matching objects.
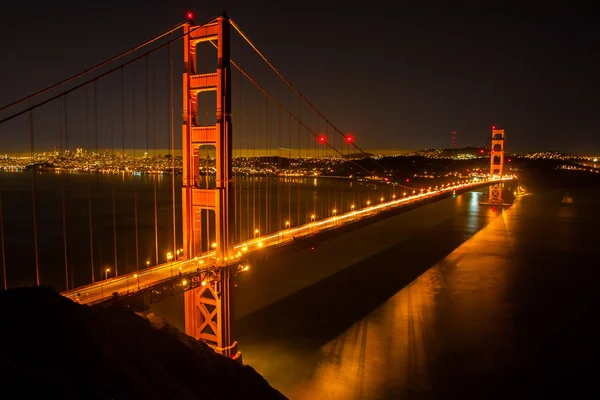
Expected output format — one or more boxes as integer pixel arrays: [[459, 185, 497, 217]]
[[0, 286, 286, 399]]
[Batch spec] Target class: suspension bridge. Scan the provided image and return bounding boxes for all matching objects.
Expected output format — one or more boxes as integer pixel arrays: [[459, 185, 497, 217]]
[[0, 13, 511, 359]]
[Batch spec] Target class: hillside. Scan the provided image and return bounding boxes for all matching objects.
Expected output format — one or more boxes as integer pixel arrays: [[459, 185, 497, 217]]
[[0, 286, 286, 399]]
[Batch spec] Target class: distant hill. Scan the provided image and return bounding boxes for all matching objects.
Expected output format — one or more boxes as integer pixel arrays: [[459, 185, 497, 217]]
[[0, 286, 286, 399], [411, 147, 486, 156], [343, 152, 373, 159]]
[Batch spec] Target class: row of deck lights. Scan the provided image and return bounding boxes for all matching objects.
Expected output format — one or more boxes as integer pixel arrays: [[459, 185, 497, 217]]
[[101, 179, 477, 282], [269, 178, 477, 235], [89, 179, 483, 299], [99, 178, 482, 296]]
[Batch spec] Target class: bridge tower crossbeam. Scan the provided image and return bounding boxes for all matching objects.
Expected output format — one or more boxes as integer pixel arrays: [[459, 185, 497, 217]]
[[182, 14, 237, 358]]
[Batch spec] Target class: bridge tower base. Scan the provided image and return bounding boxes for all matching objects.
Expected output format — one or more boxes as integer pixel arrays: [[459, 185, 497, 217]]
[[480, 127, 511, 207], [182, 14, 238, 358]]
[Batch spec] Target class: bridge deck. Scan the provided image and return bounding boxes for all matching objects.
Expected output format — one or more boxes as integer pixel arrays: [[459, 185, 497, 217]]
[[61, 178, 509, 305]]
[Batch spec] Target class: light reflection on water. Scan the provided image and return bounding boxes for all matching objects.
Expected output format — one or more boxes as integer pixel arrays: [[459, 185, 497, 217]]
[[238, 190, 504, 398], [241, 189, 600, 398], [288, 209, 513, 399]]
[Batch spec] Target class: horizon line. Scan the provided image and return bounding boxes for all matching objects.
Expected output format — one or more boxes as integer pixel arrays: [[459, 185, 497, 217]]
[[1, 147, 596, 157]]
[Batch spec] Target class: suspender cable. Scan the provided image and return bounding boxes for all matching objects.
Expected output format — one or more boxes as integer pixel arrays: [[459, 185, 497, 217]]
[[245, 74, 251, 241], [257, 91, 261, 238], [265, 79, 269, 234], [112, 187, 118, 276], [132, 64, 140, 271], [94, 82, 99, 154], [233, 69, 238, 244], [288, 86, 292, 227], [119, 66, 126, 272], [87, 160, 95, 281], [236, 62, 243, 240], [152, 58, 156, 157], [250, 47, 256, 239], [64, 95, 69, 152], [85, 78, 94, 284], [0, 192, 6, 290], [169, 40, 176, 256], [145, 56, 149, 155], [153, 175, 158, 264], [94, 80, 104, 278], [109, 76, 118, 276], [61, 175, 68, 290], [109, 78, 114, 154], [152, 60, 158, 265], [58, 86, 64, 153], [237, 67, 243, 243], [59, 95, 69, 290], [29, 100, 40, 286], [296, 94, 301, 226], [248, 78, 254, 240], [63, 94, 71, 287], [317, 116, 321, 219], [84, 80, 89, 162], [121, 68, 125, 156], [253, 83, 257, 238], [134, 179, 139, 271], [307, 107, 311, 222], [277, 84, 281, 232]]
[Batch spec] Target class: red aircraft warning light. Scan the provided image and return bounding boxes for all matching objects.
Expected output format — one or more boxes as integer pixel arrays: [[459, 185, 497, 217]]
[[345, 135, 353, 143], [318, 135, 326, 143], [186, 12, 194, 20]]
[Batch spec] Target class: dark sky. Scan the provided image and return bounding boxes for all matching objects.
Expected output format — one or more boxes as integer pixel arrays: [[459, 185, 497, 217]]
[[0, 1, 598, 155]]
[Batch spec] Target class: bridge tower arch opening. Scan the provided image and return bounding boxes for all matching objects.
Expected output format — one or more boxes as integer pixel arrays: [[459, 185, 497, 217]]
[[182, 14, 237, 358]]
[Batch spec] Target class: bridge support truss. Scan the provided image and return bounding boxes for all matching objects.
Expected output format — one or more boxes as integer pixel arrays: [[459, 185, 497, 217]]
[[480, 127, 509, 207], [182, 14, 237, 357]]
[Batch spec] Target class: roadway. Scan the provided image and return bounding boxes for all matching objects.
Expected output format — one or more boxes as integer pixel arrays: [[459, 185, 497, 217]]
[[61, 177, 510, 305]]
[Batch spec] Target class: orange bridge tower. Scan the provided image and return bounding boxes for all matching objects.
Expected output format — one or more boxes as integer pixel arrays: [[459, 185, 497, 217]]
[[480, 126, 508, 207], [181, 14, 238, 358]]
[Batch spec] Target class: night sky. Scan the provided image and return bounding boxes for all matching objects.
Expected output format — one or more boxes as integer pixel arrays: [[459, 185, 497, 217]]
[[0, 1, 598, 155]]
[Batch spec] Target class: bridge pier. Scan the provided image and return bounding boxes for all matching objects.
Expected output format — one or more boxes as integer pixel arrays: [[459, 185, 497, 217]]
[[184, 267, 238, 358]]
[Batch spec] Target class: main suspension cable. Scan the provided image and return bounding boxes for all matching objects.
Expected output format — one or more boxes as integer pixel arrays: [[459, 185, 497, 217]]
[[230, 20, 414, 190], [0, 15, 220, 127], [224, 54, 406, 187], [0, 22, 187, 113]]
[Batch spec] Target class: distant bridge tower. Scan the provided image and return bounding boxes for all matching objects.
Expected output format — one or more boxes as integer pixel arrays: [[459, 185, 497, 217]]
[[182, 14, 237, 358], [452, 131, 457, 149], [481, 126, 506, 206]]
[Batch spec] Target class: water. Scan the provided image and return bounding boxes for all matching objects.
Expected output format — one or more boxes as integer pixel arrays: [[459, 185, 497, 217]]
[[4, 171, 598, 398], [235, 185, 600, 399], [0, 172, 398, 290]]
